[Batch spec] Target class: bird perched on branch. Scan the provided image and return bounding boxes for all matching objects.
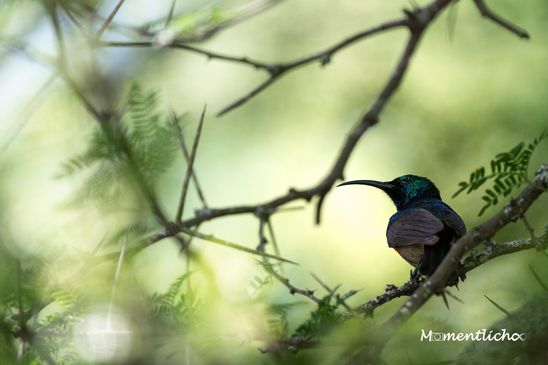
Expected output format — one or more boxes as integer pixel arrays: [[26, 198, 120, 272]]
[[338, 175, 466, 279]]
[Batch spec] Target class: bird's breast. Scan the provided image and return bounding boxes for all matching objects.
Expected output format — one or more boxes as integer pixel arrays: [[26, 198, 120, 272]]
[[393, 245, 424, 267]]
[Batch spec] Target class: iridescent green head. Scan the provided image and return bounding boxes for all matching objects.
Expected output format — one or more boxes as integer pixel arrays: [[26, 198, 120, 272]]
[[337, 174, 441, 210]]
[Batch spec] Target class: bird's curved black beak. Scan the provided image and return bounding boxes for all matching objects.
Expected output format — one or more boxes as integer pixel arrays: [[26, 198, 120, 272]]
[[336, 179, 396, 192]]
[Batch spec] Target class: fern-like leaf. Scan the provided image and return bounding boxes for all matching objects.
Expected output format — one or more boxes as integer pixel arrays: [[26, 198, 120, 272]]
[[58, 83, 184, 203], [453, 131, 546, 215]]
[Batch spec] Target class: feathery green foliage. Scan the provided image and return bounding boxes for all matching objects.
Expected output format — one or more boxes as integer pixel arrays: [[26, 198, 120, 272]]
[[293, 299, 344, 338], [267, 302, 305, 338], [59, 84, 182, 202], [453, 131, 547, 215], [149, 272, 199, 325]]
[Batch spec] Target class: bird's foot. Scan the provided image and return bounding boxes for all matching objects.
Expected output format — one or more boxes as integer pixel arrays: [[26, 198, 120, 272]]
[[410, 268, 423, 282]]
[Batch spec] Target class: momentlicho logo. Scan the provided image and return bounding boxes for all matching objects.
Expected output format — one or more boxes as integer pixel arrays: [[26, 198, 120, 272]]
[[420, 329, 526, 342]]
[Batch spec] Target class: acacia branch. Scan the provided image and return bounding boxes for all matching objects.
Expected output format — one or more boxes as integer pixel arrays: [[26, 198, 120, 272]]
[[147, 0, 458, 244], [337, 166, 547, 363], [100, 18, 408, 116], [315, 164, 548, 363], [264, 215, 547, 355]]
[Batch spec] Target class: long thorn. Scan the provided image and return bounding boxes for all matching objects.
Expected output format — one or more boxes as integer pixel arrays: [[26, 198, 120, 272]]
[[165, 0, 177, 27], [180, 227, 297, 264], [528, 265, 548, 292], [95, 0, 127, 40], [484, 294, 510, 315], [473, 0, 530, 39], [266, 219, 281, 258], [176, 106, 207, 222], [169, 107, 208, 208]]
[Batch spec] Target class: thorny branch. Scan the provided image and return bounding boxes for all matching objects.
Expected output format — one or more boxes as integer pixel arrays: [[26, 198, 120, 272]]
[[337, 164, 548, 364], [101, 19, 408, 116], [147, 0, 459, 244], [261, 173, 547, 354]]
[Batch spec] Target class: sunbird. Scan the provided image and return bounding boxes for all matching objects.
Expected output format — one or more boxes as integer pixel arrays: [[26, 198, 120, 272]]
[[338, 175, 466, 278]]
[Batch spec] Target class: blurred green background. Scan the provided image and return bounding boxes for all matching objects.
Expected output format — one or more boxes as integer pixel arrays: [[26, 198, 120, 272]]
[[0, 0, 547, 364]]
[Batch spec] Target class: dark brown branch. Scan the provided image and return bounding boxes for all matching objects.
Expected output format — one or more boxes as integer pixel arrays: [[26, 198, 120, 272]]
[[101, 40, 273, 72], [175, 106, 206, 223], [356, 281, 420, 317], [99, 18, 408, 116], [473, 0, 530, 39]]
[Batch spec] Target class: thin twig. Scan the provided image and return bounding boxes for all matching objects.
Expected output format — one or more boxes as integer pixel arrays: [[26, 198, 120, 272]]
[[257, 215, 269, 252], [95, 0, 127, 40], [175, 105, 207, 223], [473, 0, 529, 39], [169, 107, 208, 208], [102, 40, 273, 71], [311, 273, 353, 313]]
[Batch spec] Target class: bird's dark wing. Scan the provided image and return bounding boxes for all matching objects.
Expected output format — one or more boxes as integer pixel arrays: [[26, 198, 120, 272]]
[[440, 208, 466, 238], [387, 208, 444, 248]]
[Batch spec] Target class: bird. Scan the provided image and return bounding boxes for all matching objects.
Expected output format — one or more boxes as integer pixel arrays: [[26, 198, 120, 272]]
[[337, 175, 466, 279]]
